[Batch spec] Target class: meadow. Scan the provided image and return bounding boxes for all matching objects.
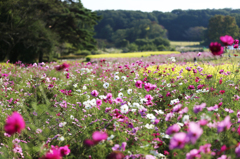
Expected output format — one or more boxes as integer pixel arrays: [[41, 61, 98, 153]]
[[86, 51, 180, 59], [1, 37, 240, 159]]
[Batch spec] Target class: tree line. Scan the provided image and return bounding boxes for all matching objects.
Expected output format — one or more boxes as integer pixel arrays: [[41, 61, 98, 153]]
[[94, 9, 240, 44], [0, 0, 100, 63]]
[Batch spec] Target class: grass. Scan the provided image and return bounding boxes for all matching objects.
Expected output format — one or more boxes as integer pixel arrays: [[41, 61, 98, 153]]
[[86, 51, 180, 58]]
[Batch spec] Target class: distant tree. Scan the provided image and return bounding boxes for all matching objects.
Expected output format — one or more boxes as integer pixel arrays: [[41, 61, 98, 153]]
[[208, 15, 239, 42], [127, 43, 138, 52], [183, 26, 207, 41], [0, 0, 100, 63]]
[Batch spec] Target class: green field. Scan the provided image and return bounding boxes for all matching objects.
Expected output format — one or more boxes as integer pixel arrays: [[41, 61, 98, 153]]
[[170, 41, 201, 47], [86, 51, 180, 58]]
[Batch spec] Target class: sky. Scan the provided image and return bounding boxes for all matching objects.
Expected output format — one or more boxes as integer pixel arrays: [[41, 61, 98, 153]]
[[81, 0, 240, 12]]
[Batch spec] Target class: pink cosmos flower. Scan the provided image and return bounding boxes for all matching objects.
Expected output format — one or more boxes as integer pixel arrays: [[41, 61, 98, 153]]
[[217, 155, 228, 159], [193, 103, 206, 114], [187, 122, 203, 144], [188, 85, 195, 90], [199, 143, 212, 154], [220, 35, 234, 46], [219, 90, 225, 94], [106, 93, 112, 100], [112, 142, 127, 151], [217, 116, 231, 133], [209, 42, 224, 56], [145, 94, 153, 102], [169, 132, 187, 150], [145, 155, 156, 159], [59, 145, 71, 157], [92, 131, 108, 142], [96, 99, 102, 106], [236, 144, 240, 158], [172, 104, 182, 112], [41, 149, 62, 159], [144, 83, 152, 92], [135, 80, 142, 88], [91, 90, 99, 97], [55, 63, 69, 71], [83, 139, 95, 147], [4, 112, 25, 135], [234, 44, 239, 49], [186, 149, 201, 159], [234, 39, 239, 44], [197, 52, 202, 57], [106, 151, 125, 159], [193, 69, 197, 74], [166, 124, 180, 135]]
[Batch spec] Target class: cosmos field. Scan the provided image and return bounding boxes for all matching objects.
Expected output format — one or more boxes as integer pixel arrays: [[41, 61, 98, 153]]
[[1, 36, 240, 159]]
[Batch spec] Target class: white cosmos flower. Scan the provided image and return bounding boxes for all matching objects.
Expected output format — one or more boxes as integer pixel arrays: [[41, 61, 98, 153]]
[[57, 136, 65, 141], [179, 83, 183, 85], [114, 72, 119, 76], [140, 98, 148, 104], [121, 76, 127, 81], [73, 83, 78, 88], [120, 104, 129, 113], [118, 92, 123, 98], [114, 76, 119, 80], [132, 102, 140, 108], [99, 95, 106, 99], [167, 83, 171, 87], [107, 135, 115, 140], [131, 109, 137, 112], [154, 109, 164, 115], [145, 124, 154, 129], [85, 104, 91, 110], [127, 89, 132, 94], [83, 86, 87, 90], [146, 114, 156, 120], [76, 89, 81, 93], [114, 121, 119, 127], [160, 133, 170, 139], [182, 115, 190, 123], [70, 115, 74, 120], [103, 82, 109, 88], [177, 122, 184, 127]]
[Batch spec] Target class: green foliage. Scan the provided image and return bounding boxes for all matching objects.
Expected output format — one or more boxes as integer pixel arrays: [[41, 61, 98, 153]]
[[157, 45, 167, 51], [127, 43, 139, 52], [0, 0, 100, 63], [207, 15, 239, 42], [86, 57, 91, 62], [95, 9, 240, 41]]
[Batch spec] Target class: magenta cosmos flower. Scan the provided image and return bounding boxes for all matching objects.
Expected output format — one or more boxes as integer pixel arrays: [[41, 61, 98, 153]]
[[41, 149, 62, 159], [92, 131, 108, 142], [59, 145, 71, 157], [135, 80, 142, 88], [234, 39, 239, 44], [209, 42, 224, 56], [234, 44, 239, 49], [169, 132, 187, 150], [55, 63, 69, 71], [91, 90, 99, 97], [4, 112, 25, 135], [220, 35, 234, 46]]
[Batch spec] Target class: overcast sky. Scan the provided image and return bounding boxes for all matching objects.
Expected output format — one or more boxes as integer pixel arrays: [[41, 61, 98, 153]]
[[81, 0, 240, 12]]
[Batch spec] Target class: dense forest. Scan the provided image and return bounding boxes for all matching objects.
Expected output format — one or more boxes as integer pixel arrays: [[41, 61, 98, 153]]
[[94, 9, 240, 43], [0, 0, 100, 63]]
